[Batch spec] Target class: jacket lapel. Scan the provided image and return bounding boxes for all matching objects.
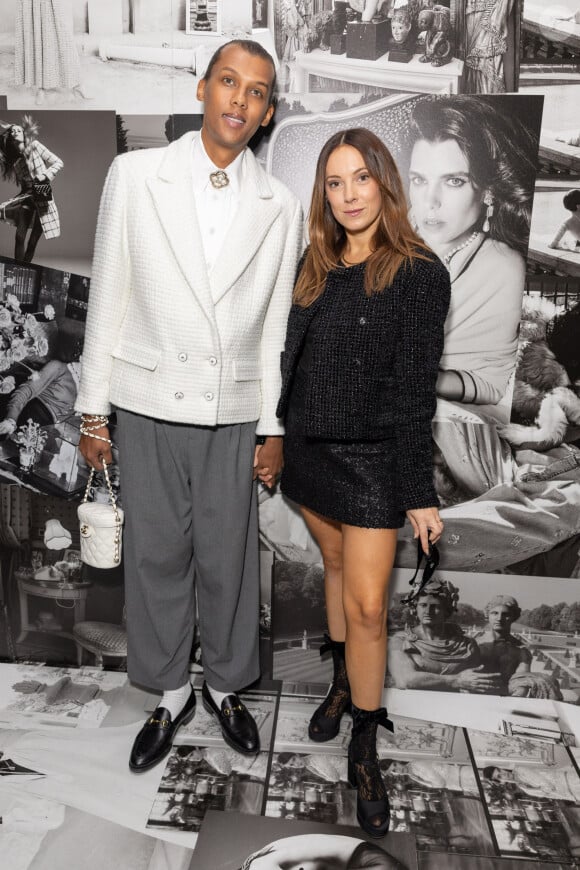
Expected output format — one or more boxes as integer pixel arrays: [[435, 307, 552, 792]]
[[146, 132, 216, 323], [209, 150, 283, 305]]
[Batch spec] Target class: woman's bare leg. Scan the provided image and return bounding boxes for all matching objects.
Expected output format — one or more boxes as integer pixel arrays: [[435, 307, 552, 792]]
[[300, 506, 345, 640], [342, 525, 397, 710]]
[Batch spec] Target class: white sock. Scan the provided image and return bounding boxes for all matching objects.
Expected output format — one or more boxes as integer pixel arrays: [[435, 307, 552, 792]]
[[159, 682, 192, 720], [207, 685, 230, 708]]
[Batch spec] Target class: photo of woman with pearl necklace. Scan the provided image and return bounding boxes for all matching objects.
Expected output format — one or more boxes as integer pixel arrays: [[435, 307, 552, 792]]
[[406, 95, 539, 425]]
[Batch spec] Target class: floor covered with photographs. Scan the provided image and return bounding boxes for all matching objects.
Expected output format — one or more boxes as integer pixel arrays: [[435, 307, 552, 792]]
[[1, 657, 580, 870]]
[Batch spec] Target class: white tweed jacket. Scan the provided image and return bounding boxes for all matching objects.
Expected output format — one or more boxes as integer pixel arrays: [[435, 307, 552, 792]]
[[75, 132, 303, 435]]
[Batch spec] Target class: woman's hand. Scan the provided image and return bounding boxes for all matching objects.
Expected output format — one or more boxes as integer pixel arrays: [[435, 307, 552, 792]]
[[406, 506, 444, 554]]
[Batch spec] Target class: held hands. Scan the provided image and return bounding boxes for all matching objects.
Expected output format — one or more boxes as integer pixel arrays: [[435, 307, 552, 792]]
[[406, 506, 444, 555], [254, 436, 283, 489]]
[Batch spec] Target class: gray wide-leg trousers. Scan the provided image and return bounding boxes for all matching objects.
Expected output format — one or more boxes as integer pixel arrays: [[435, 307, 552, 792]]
[[116, 409, 260, 693]]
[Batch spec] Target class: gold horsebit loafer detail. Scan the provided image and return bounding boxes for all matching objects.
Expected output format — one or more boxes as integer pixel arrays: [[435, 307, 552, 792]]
[[222, 703, 245, 717], [147, 716, 171, 728]]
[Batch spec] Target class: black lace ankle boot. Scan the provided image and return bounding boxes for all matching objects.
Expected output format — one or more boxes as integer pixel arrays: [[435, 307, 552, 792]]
[[348, 703, 394, 838], [308, 633, 351, 742]]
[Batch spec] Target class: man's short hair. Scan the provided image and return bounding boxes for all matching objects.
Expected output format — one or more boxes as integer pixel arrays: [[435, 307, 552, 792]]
[[202, 39, 277, 102]]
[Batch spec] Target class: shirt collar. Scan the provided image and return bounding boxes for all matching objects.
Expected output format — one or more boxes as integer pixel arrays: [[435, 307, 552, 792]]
[[192, 132, 245, 196]]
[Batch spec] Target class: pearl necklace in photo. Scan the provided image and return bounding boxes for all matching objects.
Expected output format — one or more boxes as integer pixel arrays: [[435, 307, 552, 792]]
[[442, 230, 479, 267]]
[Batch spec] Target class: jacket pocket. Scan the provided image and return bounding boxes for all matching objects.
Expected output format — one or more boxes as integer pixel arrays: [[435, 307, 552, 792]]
[[233, 358, 261, 381], [111, 341, 160, 371]]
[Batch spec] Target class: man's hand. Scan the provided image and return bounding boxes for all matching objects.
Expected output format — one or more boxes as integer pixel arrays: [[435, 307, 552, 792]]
[[78, 425, 113, 470], [254, 436, 283, 488]]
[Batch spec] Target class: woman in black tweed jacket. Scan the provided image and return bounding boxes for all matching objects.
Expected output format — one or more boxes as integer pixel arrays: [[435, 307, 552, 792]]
[[276, 128, 450, 838]]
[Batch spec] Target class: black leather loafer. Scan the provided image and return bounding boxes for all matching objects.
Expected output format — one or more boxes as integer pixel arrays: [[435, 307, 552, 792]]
[[129, 687, 196, 772], [201, 681, 260, 755]]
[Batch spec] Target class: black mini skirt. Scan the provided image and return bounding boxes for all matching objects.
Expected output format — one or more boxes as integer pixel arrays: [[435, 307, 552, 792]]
[[280, 368, 406, 529]]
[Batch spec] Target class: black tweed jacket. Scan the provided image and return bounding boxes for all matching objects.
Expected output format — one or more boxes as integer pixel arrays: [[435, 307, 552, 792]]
[[276, 251, 451, 511]]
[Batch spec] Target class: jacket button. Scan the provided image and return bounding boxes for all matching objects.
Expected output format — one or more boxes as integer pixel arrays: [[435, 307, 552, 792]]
[[204, 391, 214, 401], [359, 317, 367, 325], [178, 352, 188, 362], [208, 356, 218, 366], [175, 391, 184, 400]]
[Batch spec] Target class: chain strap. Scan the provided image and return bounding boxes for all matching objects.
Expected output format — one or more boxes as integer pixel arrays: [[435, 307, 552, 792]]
[[82, 459, 122, 564]]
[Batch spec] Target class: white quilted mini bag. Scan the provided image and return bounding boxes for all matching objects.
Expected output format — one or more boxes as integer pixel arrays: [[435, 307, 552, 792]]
[[78, 460, 124, 569]]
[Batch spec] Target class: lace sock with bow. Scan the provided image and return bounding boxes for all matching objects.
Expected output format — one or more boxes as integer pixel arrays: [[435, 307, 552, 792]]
[[348, 703, 394, 838], [308, 633, 351, 742]]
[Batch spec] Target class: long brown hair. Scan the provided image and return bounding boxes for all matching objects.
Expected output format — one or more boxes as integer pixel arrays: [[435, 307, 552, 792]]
[[294, 127, 431, 306]]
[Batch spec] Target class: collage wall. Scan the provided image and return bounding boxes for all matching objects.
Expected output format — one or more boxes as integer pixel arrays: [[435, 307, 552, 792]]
[[1, 1, 580, 868]]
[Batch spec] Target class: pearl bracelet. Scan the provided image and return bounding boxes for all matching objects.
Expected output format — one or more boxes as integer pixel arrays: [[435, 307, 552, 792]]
[[81, 414, 109, 425], [79, 418, 113, 445]]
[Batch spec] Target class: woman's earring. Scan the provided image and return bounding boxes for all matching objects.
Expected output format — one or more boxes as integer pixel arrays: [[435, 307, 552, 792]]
[[483, 193, 494, 233]]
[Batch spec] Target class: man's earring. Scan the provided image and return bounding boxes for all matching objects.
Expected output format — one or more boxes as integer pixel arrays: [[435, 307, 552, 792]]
[[483, 193, 494, 233]]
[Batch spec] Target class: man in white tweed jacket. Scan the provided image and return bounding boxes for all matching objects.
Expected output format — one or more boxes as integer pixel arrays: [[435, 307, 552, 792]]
[[76, 40, 303, 771]]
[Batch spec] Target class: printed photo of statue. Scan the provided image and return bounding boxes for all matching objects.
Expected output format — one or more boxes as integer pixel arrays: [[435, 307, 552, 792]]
[[388, 571, 580, 704], [475, 595, 563, 700], [417, 4, 453, 68], [388, 577, 503, 695]]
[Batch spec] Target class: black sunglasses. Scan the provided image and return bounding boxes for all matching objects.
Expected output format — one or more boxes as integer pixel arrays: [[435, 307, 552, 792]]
[[400, 537, 440, 606]]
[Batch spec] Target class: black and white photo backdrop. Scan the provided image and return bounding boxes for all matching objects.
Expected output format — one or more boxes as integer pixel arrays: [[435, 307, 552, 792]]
[[272, 1, 520, 96], [0, 4, 580, 869], [0, 1, 267, 115]]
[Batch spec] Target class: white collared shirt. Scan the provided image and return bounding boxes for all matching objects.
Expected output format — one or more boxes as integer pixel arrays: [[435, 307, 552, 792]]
[[192, 133, 246, 281]]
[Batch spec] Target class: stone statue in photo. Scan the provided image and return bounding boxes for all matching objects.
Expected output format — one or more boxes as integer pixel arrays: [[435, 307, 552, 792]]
[[418, 4, 453, 67]]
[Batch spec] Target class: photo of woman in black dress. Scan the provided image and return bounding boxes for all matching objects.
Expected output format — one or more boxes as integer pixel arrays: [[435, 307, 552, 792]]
[[276, 128, 451, 837]]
